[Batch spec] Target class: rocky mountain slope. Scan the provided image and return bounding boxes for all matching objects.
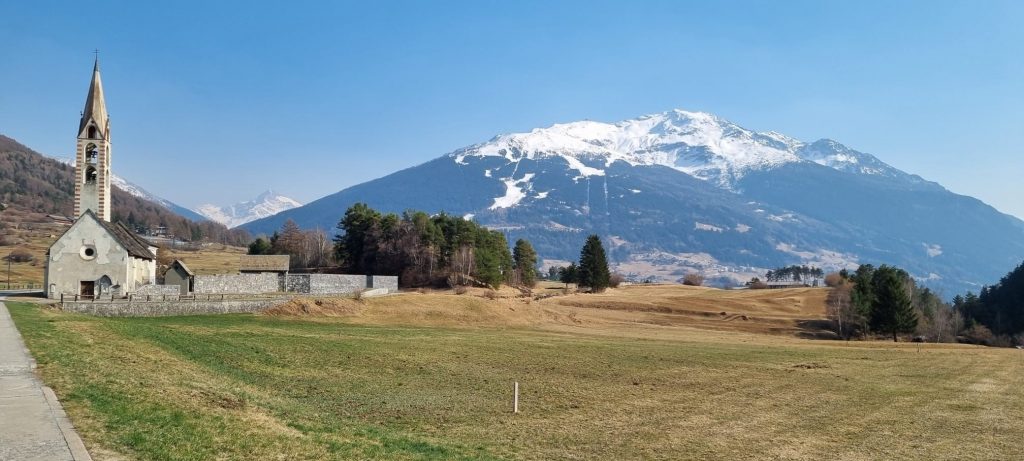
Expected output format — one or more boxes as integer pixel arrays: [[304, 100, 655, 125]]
[[0, 134, 249, 245], [242, 110, 1024, 294]]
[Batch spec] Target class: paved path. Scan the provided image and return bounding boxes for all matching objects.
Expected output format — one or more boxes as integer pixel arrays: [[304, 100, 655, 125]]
[[0, 301, 91, 461]]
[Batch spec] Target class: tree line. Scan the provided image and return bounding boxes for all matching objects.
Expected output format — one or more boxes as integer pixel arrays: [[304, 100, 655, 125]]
[[251, 203, 538, 289], [826, 264, 961, 343], [953, 261, 1024, 346]]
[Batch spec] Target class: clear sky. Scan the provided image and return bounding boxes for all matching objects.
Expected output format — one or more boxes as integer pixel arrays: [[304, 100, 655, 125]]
[[2, 1, 1022, 218]]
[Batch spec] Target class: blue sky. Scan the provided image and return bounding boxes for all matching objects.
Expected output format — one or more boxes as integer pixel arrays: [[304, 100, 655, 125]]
[[2, 1, 1023, 218]]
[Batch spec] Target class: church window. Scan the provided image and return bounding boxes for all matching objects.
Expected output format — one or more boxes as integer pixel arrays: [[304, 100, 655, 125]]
[[88, 126, 98, 139], [86, 143, 98, 164], [85, 166, 97, 184], [80, 245, 97, 260]]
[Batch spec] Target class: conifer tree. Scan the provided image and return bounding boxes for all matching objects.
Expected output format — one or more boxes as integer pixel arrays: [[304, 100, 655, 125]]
[[578, 234, 611, 292], [869, 265, 918, 341], [512, 239, 538, 287]]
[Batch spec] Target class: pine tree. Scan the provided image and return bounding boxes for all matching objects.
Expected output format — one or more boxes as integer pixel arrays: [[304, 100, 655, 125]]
[[869, 265, 918, 341], [578, 234, 611, 292], [559, 263, 578, 287], [247, 237, 272, 255], [512, 239, 538, 287]]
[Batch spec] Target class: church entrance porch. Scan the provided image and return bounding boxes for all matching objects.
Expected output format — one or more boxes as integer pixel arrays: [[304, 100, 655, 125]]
[[79, 281, 95, 299]]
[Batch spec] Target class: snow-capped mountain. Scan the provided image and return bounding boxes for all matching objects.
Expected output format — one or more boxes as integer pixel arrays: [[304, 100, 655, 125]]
[[243, 109, 1024, 295], [454, 109, 919, 190], [196, 190, 302, 228]]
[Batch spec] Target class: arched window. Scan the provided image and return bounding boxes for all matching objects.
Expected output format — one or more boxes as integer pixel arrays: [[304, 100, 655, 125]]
[[88, 125, 98, 139], [85, 143, 98, 164], [85, 166, 97, 184]]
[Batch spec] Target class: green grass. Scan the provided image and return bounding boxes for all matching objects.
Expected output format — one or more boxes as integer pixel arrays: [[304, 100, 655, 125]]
[[8, 301, 1024, 460]]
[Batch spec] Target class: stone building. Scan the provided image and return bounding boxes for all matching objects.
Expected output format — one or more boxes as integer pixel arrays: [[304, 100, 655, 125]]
[[163, 260, 195, 295], [44, 58, 157, 299]]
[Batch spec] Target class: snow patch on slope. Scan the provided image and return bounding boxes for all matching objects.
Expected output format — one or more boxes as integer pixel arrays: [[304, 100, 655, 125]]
[[489, 173, 535, 210]]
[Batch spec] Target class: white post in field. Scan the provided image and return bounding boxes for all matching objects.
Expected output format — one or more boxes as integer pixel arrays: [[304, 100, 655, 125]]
[[513, 381, 519, 413]]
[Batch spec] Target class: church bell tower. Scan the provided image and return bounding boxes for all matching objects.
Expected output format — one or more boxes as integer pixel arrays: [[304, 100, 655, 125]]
[[75, 56, 112, 221]]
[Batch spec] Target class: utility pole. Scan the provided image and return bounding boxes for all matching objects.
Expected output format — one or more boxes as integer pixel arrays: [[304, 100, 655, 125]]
[[6, 251, 11, 290]]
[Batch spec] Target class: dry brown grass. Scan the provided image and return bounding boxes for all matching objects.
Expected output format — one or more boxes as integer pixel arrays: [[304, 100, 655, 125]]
[[260, 284, 833, 340]]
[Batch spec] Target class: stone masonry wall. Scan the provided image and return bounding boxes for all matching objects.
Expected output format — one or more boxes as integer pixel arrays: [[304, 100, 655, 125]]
[[369, 275, 399, 292], [285, 274, 310, 293], [193, 273, 279, 294], [60, 298, 289, 317], [136, 284, 181, 296], [307, 274, 367, 294]]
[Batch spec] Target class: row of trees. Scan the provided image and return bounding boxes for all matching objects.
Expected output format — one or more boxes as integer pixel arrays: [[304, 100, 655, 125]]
[[954, 261, 1024, 345], [549, 235, 614, 292], [250, 205, 541, 289], [247, 220, 332, 269], [765, 265, 824, 284], [827, 264, 962, 342]]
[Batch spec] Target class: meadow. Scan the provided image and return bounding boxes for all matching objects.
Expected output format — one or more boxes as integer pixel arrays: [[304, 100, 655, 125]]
[[8, 286, 1024, 460]]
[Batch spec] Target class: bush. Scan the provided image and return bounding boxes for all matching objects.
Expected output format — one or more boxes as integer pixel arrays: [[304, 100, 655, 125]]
[[0, 235, 13, 246], [962, 324, 995, 346], [824, 272, 845, 288], [682, 273, 704, 286], [454, 286, 468, 295], [483, 289, 499, 300], [609, 273, 625, 288], [748, 279, 768, 290], [4, 249, 34, 263]]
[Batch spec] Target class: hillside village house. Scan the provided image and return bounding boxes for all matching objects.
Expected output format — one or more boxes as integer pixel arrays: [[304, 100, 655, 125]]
[[44, 58, 157, 299]]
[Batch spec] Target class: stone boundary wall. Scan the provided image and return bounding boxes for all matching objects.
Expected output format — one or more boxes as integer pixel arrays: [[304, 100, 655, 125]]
[[60, 298, 290, 317], [193, 273, 279, 294], [135, 284, 180, 296], [308, 274, 366, 294], [369, 275, 399, 292]]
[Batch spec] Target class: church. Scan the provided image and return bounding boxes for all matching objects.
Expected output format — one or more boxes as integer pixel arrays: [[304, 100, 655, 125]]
[[44, 59, 157, 299]]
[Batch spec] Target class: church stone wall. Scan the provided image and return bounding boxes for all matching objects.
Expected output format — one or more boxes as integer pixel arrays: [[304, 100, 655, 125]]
[[135, 284, 181, 296], [193, 273, 280, 294], [61, 298, 287, 317]]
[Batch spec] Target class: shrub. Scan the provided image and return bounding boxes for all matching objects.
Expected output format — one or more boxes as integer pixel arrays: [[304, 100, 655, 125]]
[[4, 249, 34, 263], [0, 235, 13, 246], [824, 272, 845, 288], [963, 324, 995, 346], [483, 289, 499, 300], [454, 286, 468, 295], [748, 279, 768, 290], [609, 273, 625, 288], [682, 273, 704, 286]]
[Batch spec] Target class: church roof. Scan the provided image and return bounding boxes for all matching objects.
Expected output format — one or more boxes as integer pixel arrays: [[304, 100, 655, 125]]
[[86, 211, 156, 260], [79, 57, 109, 138], [239, 255, 290, 272]]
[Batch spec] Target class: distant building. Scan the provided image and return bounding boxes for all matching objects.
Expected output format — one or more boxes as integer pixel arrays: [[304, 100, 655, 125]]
[[163, 260, 195, 295], [44, 58, 157, 299], [765, 281, 807, 289], [239, 255, 290, 275]]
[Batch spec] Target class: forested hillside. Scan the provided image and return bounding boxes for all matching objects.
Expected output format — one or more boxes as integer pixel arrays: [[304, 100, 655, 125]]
[[0, 134, 249, 244]]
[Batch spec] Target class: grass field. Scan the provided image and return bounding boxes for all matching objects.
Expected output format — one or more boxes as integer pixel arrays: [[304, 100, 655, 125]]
[[8, 286, 1024, 460]]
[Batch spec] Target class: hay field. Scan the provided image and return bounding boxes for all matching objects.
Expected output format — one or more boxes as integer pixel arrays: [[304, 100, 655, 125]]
[[8, 286, 1024, 460]]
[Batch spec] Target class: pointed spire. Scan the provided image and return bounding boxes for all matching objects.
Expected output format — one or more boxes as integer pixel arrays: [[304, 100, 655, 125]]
[[79, 54, 109, 138]]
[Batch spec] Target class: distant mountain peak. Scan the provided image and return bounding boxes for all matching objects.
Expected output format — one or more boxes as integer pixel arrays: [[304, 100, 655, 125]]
[[195, 191, 302, 229], [453, 109, 914, 188]]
